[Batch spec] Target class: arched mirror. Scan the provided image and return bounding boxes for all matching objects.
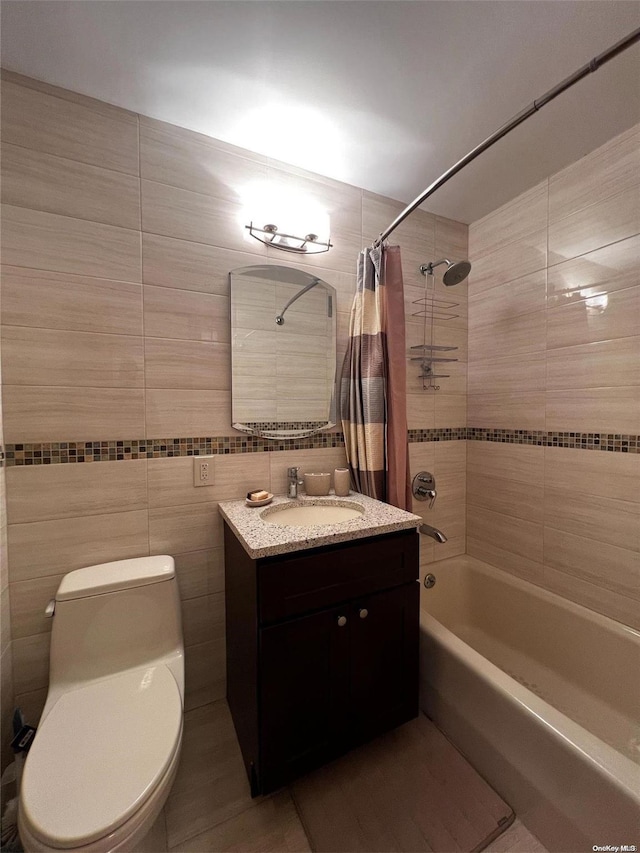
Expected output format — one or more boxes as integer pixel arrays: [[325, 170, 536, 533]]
[[230, 265, 337, 439]]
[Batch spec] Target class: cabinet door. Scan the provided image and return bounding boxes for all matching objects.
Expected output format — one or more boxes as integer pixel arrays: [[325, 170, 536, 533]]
[[259, 604, 350, 793], [349, 582, 419, 745]]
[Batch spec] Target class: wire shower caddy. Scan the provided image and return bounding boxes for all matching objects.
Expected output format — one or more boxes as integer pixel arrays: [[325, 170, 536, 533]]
[[409, 269, 459, 391]]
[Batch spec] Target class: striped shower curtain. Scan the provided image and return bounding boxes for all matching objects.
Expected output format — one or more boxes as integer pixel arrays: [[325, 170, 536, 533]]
[[340, 245, 411, 510]]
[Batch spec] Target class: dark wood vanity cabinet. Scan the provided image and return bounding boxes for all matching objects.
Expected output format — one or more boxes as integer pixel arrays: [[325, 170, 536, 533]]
[[224, 525, 419, 796]]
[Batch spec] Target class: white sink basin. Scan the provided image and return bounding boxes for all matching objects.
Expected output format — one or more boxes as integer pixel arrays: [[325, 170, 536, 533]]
[[262, 503, 364, 527]]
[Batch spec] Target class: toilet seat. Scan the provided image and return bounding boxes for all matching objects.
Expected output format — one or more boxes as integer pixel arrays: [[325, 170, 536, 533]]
[[20, 666, 182, 850]]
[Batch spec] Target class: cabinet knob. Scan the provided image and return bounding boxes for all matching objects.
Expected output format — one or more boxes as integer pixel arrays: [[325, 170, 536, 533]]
[[337, 615, 347, 627], [359, 608, 368, 619]]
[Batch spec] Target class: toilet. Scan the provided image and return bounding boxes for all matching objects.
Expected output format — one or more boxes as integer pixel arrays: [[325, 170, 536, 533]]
[[18, 556, 184, 853]]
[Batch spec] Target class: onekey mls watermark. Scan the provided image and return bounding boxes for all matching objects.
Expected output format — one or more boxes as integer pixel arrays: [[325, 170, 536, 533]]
[[592, 846, 637, 852]]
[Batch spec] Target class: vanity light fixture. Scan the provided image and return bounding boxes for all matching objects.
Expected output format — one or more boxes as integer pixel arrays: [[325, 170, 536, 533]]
[[246, 222, 333, 254]]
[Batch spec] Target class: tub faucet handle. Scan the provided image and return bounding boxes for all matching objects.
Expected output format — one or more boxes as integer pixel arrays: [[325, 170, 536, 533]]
[[424, 488, 437, 508], [412, 471, 437, 507]]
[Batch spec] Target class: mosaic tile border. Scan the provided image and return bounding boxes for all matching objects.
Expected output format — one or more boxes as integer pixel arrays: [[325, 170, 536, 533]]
[[242, 421, 329, 431], [2, 428, 637, 466], [466, 428, 638, 452], [3, 433, 346, 465], [408, 428, 467, 442]]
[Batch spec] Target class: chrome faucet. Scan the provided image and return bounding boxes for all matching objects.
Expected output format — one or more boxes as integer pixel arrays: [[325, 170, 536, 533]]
[[419, 523, 448, 543], [287, 467, 303, 498]]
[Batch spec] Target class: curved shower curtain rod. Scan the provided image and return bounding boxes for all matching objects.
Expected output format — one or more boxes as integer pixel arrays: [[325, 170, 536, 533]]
[[373, 26, 640, 247]]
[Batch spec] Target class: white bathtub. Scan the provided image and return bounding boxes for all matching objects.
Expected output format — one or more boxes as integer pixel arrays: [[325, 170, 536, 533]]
[[419, 555, 640, 853]]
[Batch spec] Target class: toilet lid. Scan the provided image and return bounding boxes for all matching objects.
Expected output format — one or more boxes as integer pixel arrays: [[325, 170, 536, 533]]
[[21, 666, 182, 849]]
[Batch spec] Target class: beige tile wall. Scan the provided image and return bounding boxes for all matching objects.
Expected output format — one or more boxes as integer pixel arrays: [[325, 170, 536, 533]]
[[0, 323, 12, 778], [0, 71, 467, 731], [467, 123, 640, 628]]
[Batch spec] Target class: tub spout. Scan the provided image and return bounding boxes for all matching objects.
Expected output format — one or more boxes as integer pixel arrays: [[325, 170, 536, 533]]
[[419, 523, 448, 543]]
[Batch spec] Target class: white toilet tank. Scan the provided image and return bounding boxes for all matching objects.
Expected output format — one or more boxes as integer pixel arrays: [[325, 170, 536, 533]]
[[48, 555, 184, 698]]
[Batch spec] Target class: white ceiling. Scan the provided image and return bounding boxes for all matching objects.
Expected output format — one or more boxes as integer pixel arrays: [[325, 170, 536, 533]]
[[2, 1, 639, 224]]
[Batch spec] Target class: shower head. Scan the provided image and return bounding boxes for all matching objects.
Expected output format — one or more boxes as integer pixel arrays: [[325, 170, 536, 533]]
[[420, 258, 472, 286], [443, 260, 471, 286]]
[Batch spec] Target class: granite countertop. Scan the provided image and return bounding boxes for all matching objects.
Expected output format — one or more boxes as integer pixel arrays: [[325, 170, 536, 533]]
[[218, 492, 422, 559]]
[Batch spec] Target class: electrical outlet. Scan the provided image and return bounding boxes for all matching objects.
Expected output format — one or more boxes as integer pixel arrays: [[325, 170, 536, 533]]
[[193, 455, 215, 487]]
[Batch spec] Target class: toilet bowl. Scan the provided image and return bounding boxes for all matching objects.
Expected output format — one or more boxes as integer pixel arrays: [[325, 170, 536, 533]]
[[18, 556, 184, 853]]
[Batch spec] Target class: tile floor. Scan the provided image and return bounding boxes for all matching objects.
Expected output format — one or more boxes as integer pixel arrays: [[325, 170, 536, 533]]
[[156, 699, 549, 853]]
